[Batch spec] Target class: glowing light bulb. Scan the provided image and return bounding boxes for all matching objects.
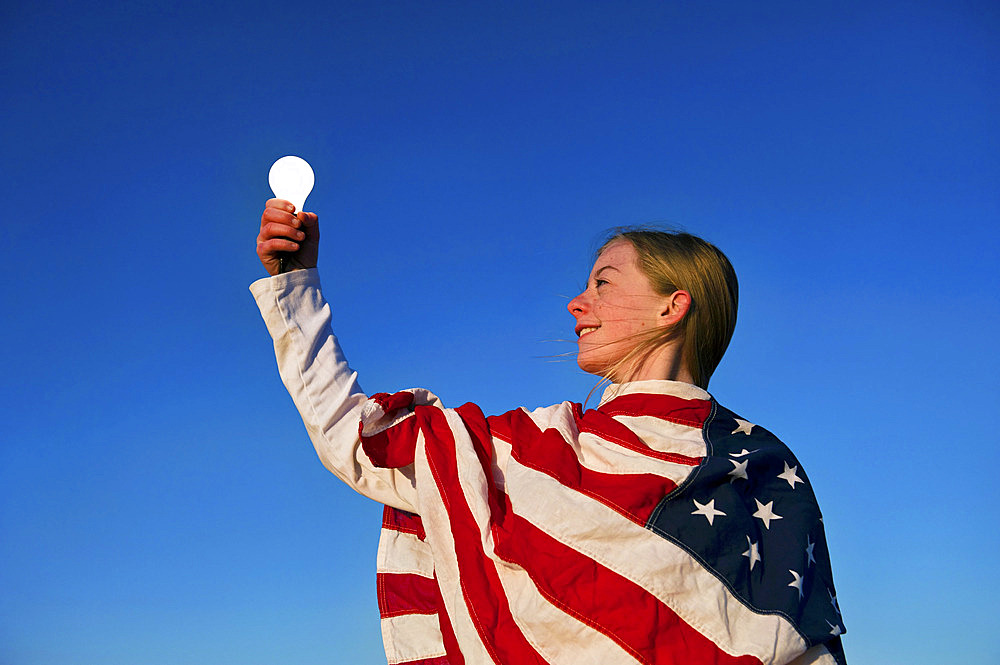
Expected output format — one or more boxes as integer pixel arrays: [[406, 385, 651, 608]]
[[268, 156, 315, 213]]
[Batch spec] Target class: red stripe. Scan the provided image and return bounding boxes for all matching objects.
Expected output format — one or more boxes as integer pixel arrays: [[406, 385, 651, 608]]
[[383, 505, 426, 540], [418, 404, 548, 665], [362, 414, 421, 468], [378, 572, 442, 618], [579, 409, 703, 466], [597, 393, 712, 429], [436, 598, 465, 665], [493, 496, 762, 665], [489, 409, 684, 525], [361, 391, 422, 467], [370, 390, 417, 413], [376, 506, 464, 664]]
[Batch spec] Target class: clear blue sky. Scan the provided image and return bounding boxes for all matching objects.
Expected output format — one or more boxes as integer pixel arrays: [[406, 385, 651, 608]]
[[2, 1, 997, 663]]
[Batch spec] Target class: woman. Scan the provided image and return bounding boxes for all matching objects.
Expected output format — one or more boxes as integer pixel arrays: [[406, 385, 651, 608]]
[[253, 200, 847, 665]]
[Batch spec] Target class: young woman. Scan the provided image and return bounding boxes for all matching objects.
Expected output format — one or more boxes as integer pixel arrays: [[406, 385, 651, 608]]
[[253, 200, 847, 665]]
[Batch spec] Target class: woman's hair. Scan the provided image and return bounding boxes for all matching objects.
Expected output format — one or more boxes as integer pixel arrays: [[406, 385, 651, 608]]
[[596, 227, 739, 389]]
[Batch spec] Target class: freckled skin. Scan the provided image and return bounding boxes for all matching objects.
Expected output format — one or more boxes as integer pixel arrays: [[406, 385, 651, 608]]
[[567, 242, 692, 383]]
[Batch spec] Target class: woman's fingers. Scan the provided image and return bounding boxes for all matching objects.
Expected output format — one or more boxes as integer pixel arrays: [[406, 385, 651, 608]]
[[297, 212, 319, 240], [262, 205, 299, 229], [265, 198, 295, 212], [259, 220, 305, 242], [257, 200, 319, 276], [257, 236, 301, 254]]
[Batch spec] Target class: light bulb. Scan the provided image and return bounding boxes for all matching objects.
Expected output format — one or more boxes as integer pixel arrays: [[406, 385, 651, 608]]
[[268, 156, 315, 213]]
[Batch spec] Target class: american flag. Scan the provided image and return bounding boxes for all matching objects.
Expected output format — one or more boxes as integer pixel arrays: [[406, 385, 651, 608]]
[[252, 271, 847, 664], [361, 382, 846, 665]]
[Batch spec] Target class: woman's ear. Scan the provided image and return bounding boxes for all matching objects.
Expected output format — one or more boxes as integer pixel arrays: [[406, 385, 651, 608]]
[[659, 290, 691, 326]]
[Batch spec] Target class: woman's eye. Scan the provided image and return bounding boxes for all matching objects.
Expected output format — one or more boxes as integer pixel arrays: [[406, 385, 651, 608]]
[[595, 279, 608, 288]]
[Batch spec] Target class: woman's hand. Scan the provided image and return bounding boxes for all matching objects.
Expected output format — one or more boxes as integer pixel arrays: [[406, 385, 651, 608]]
[[256, 198, 320, 276]]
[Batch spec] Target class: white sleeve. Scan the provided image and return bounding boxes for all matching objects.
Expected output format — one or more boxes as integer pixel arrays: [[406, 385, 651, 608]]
[[250, 269, 418, 512]]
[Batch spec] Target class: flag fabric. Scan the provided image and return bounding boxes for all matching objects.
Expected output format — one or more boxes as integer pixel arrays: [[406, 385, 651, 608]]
[[250, 271, 846, 665], [362, 383, 846, 665]]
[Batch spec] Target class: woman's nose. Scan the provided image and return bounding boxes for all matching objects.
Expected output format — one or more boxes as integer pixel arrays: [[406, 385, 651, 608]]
[[568, 291, 588, 316]]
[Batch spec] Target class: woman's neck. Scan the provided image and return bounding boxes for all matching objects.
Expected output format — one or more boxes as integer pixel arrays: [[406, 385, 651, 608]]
[[613, 342, 694, 384]]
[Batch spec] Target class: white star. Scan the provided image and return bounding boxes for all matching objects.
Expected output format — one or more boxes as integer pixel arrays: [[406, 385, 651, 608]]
[[753, 499, 783, 529], [806, 536, 816, 566], [777, 461, 805, 489], [728, 458, 749, 482], [788, 569, 804, 599], [691, 498, 726, 525], [731, 448, 759, 458], [826, 620, 843, 636], [742, 535, 761, 571], [829, 588, 841, 616], [732, 419, 755, 435]]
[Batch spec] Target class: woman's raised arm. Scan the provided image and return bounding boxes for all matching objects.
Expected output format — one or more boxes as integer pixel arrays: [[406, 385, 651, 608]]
[[251, 205, 420, 512]]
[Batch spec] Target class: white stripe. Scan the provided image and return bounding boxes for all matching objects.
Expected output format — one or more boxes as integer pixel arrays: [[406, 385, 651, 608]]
[[518, 403, 579, 445], [611, 414, 708, 459], [411, 426, 497, 665], [377, 528, 435, 578], [599, 380, 710, 405], [491, 436, 512, 492], [441, 409, 498, 559], [517, 404, 702, 483], [380, 613, 447, 664], [576, 431, 699, 483], [505, 456, 809, 664]]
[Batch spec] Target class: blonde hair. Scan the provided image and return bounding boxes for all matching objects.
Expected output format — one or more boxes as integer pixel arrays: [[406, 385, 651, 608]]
[[594, 227, 739, 389]]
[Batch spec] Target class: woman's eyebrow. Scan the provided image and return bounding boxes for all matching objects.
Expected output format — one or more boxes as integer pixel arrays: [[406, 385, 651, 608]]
[[583, 264, 620, 288]]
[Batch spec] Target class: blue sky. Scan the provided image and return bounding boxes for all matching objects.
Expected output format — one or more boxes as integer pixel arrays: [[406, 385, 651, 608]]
[[2, 1, 998, 663]]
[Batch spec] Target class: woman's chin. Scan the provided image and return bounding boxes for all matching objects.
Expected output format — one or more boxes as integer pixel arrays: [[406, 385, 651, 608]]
[[577, 355, 615, 380]]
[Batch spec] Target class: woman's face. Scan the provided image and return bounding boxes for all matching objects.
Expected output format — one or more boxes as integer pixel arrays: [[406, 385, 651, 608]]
[[567, 241, 671, 379]]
